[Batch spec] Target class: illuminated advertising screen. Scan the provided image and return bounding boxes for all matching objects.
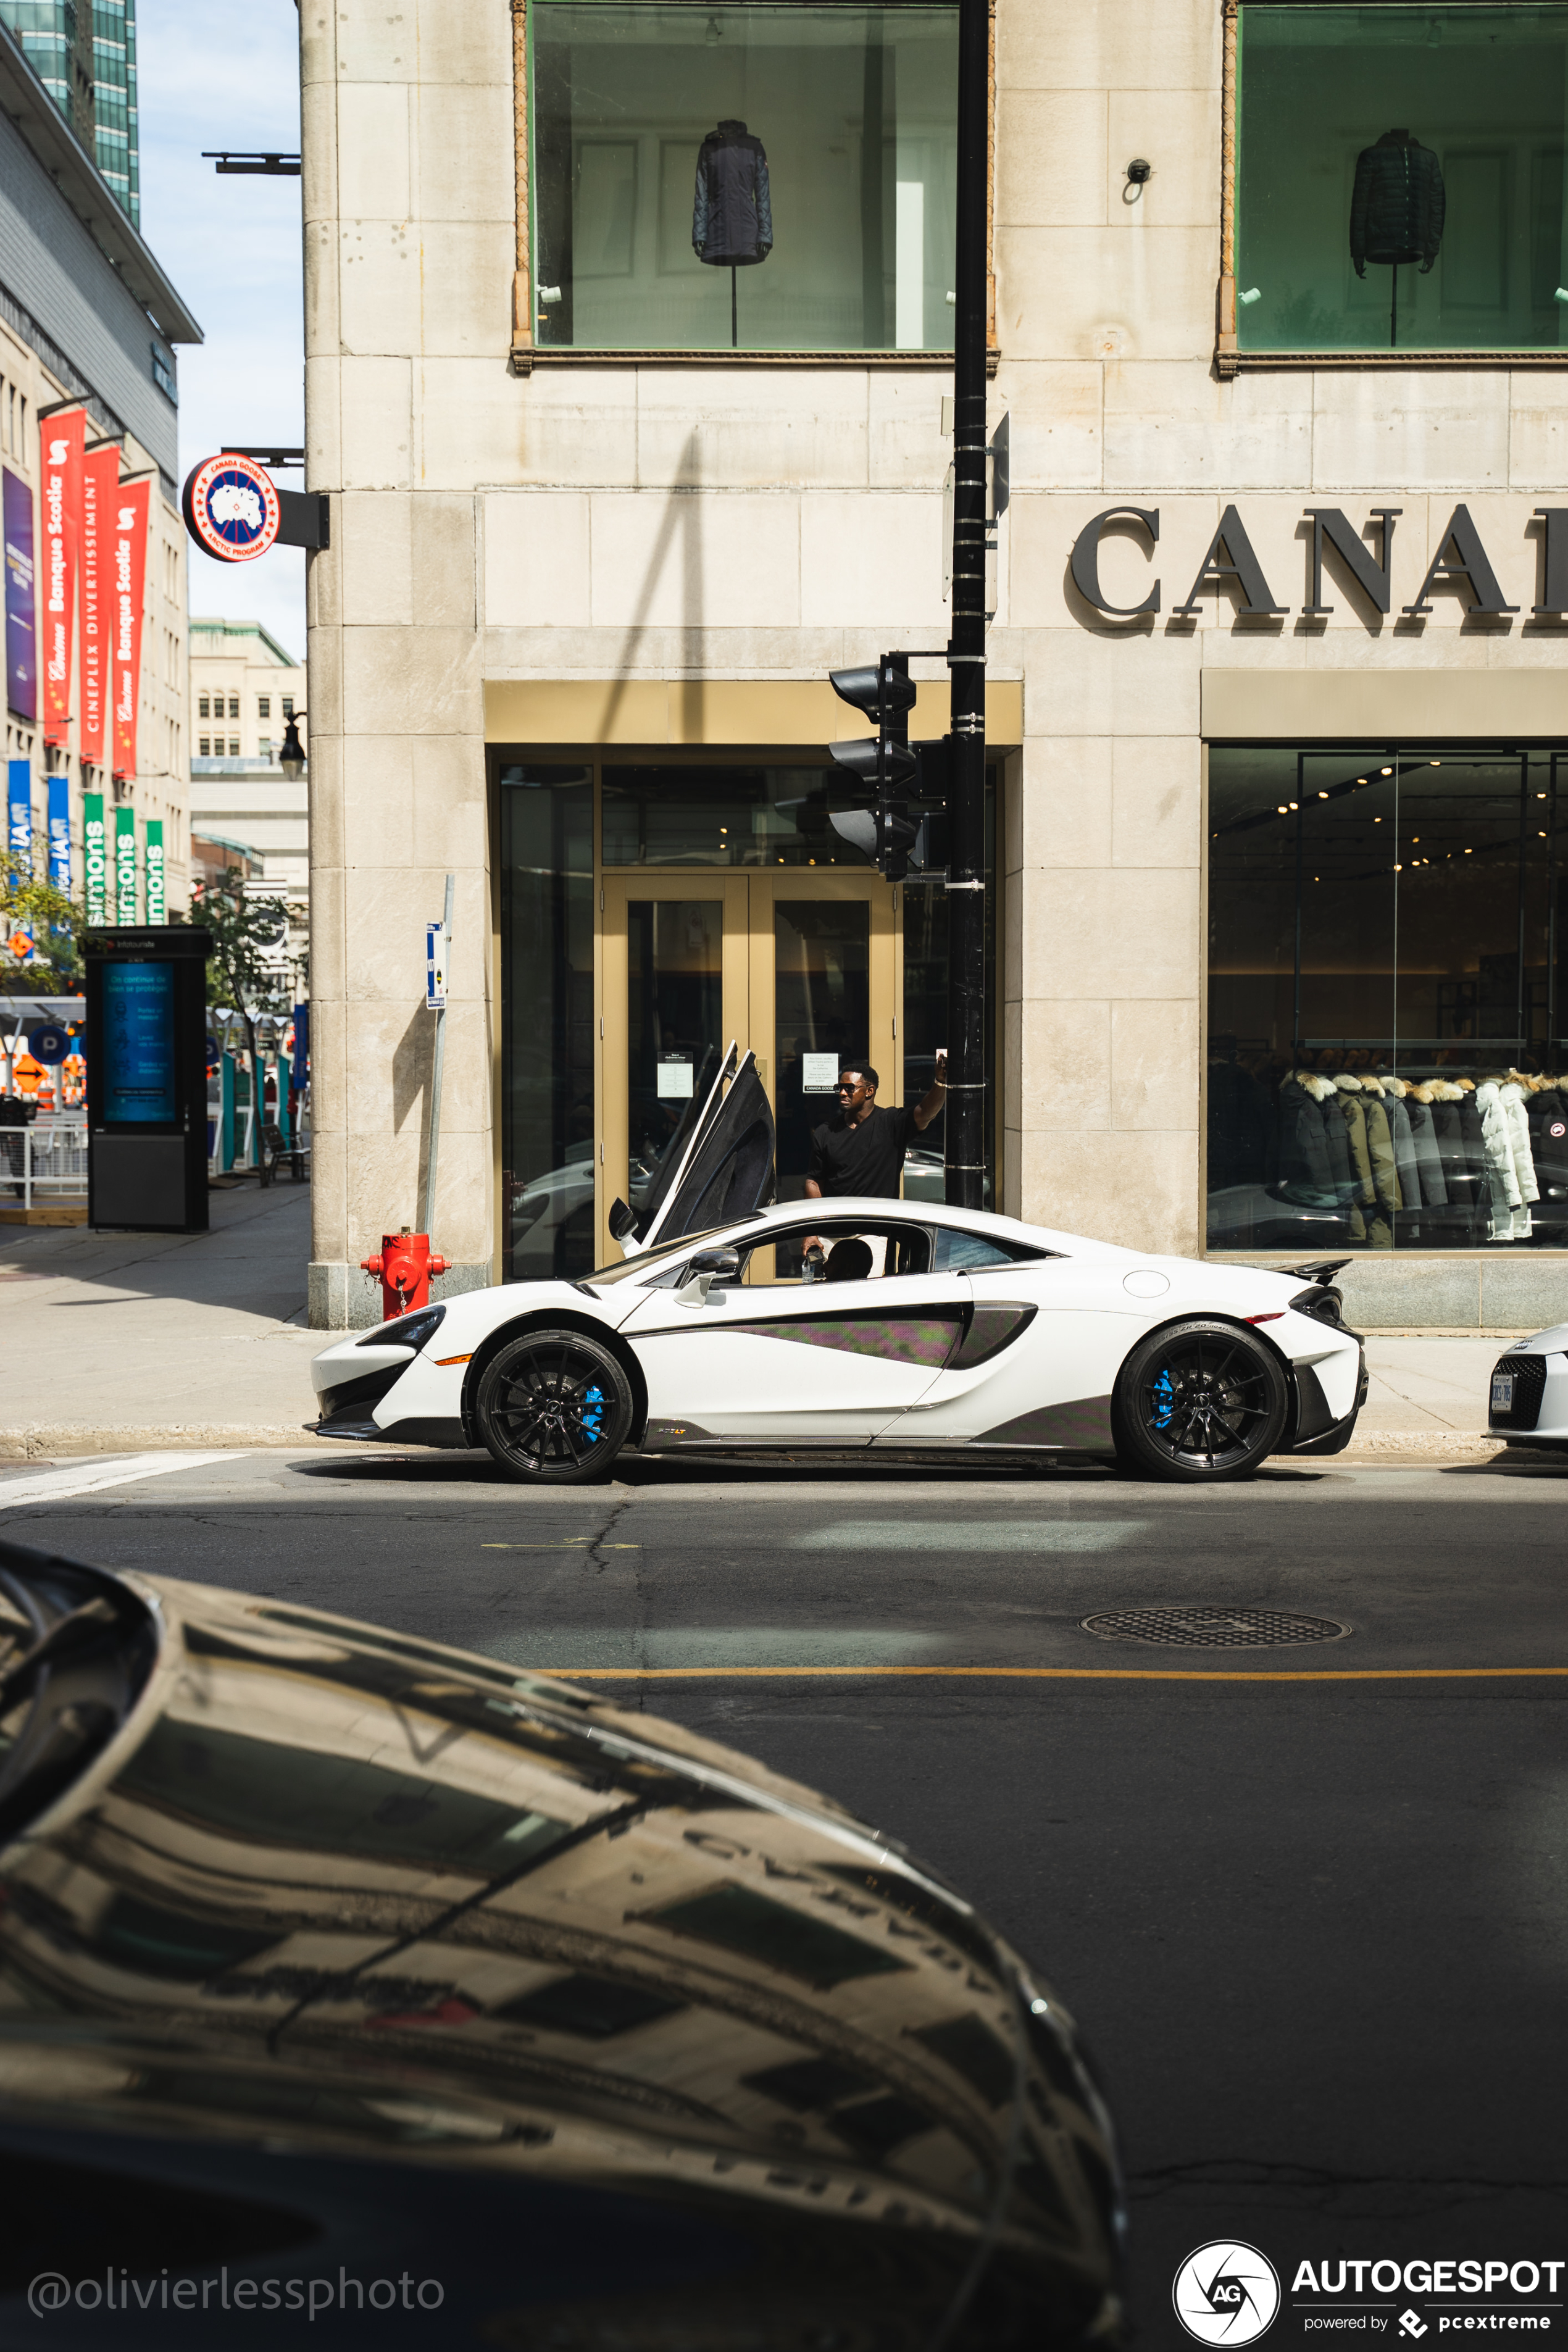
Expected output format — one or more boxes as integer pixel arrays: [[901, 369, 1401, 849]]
[[101, 960, 175, 1122]]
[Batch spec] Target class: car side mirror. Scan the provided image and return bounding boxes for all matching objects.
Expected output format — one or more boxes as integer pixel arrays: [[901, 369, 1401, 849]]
[[608, 1197, 639, 1243], [677, 1246, 739, 1308]]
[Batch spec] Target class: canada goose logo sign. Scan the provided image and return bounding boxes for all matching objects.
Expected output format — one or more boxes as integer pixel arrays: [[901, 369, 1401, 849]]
[[1174, 2243, 1282, 2345], [181, 451, 281, 563]]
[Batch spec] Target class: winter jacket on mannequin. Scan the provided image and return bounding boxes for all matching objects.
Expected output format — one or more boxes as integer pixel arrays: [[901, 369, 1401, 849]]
[[1274, 1075, 1335, 1196], [1383, 1079, 1422, 1209], [1357, 1075, 1404, 1213], [1527, 1082, 1568, 1211], [1335, 1074, 1393, 1247], [1350, 130, 1445, 274], [693, 122, 773, 266], [1501, 1080, 1540, 1220], [1476, 1078, 1527, 1241], [1319, 1085, 1356, 1205], [1334, 1076, 1375, 1206], [1405, 1084, 1448, 1207]]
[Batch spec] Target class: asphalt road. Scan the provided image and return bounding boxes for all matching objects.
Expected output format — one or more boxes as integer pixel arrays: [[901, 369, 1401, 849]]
[[2, 1445, 1564, 2344]]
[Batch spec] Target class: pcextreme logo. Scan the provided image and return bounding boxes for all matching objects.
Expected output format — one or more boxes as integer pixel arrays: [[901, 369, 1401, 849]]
[[1175, 2243, 1283, 2345]]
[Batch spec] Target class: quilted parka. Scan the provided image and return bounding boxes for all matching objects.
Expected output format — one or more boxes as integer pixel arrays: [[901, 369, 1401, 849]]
[[693, 120, 773, 267], [1350, 130, 1445, 274]]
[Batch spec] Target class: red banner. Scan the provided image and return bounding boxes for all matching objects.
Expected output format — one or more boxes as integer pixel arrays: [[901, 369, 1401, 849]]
[[41, 408, 83, 748], [111, 477, 148, 782], [78, 446, 117, 769]]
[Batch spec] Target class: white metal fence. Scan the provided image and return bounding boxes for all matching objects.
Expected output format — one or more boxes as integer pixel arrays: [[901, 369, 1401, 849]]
[[1, 1120, 88, 1209]]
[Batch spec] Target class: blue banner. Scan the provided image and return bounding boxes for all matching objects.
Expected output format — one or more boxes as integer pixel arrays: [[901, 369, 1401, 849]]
[[46, 772, 69, 890], [6, 756, 28, 872], [291, 1000, 309, 1090], [2, 467, 35, 723]]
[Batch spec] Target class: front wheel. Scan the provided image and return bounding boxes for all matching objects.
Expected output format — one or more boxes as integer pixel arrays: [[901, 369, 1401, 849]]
[[1112, 1318, 1288, 1483], [473, 1328, 633, 1483]]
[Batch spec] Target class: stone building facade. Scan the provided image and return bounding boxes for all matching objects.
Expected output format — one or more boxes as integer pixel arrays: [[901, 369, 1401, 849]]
[[303, 0, 1568, 1330]]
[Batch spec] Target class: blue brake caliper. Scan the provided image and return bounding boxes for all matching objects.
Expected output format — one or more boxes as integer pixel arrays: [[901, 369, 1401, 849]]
[[580, 1383, 605, 1442], [1151, 1367, 1176, 1429]]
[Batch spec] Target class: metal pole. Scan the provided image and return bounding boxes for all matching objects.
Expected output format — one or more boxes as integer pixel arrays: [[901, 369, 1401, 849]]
[[421, 872, 454, 1235], [945, 0, 988, 1211]]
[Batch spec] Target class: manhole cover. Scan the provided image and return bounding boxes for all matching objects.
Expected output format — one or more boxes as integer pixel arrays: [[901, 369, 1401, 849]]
[[1079, 1607, 1348, 1648]]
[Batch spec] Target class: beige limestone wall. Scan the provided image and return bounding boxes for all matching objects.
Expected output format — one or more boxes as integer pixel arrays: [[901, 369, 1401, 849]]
[[304, 0, 1568, 1326]]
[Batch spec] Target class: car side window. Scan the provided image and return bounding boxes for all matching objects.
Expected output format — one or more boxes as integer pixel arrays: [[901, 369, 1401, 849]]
[[932, 1228, 1057, 1272], [741, 1222, 934, 1283]]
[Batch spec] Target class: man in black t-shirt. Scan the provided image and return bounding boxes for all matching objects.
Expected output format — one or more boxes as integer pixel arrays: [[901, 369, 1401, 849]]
[[802, 1058, 947, 1259]]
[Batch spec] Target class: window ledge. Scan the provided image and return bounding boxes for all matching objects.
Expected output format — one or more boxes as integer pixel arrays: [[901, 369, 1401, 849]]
[[511, 343, 999, 376], [1218, 344, 1568, 377]]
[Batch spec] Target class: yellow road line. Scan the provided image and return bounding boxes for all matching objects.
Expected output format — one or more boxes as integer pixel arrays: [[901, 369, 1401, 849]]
[[541, 1664, 1568, 1683]]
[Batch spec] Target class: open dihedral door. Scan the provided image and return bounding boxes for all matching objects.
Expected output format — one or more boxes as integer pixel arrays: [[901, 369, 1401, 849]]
[[609, 1042, 775, 1254]]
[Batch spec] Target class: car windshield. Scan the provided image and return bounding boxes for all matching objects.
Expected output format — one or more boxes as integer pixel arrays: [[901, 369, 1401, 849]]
[[582, 1219, 765, 1288]]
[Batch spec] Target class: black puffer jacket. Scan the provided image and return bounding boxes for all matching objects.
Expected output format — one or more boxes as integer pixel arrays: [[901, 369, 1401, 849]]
[[1350, 130, 1445, 273], [693, 120, 773, 267]]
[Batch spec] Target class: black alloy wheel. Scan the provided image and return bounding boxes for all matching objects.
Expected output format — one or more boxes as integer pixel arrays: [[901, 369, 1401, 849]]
[[1112, 1317, 1289, 1483], [473, 1328, 634, 1483]]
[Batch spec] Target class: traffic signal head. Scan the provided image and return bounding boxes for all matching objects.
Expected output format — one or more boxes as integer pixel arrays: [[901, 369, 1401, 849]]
[[829, 661, 917, 724], [828, 736, 918, 791]]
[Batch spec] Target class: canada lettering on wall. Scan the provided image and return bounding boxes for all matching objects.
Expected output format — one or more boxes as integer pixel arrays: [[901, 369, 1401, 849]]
[[1069, 503, 1568, 619]]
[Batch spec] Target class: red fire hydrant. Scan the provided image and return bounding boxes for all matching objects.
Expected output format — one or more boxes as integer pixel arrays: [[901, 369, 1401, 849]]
[[361, 1226, 449, 1321]]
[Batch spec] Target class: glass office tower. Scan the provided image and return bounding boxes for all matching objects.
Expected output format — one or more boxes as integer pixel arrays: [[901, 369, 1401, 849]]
[[0, 0, 138, 225]]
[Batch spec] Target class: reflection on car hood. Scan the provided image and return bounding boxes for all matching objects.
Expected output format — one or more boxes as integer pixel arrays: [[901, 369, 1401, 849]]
[[0, 1553, 1124, 2348]]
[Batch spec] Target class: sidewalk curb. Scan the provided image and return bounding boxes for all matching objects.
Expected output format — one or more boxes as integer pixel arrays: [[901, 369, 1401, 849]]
[[1338, 1430, 1508, 1460], [0, 1426, 344, 1459]]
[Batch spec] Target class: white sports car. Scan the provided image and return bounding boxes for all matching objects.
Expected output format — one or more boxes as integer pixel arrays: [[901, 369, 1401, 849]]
[[311, 1049, 1367, 1485]]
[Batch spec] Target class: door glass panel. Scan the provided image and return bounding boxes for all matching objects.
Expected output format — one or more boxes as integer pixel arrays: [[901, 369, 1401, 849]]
[[627, 900, 724, 1219], [772, 899, 870, 1275]]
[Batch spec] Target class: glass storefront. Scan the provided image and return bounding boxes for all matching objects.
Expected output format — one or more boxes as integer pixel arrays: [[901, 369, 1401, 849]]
[[1236, 4, 1568, 353], [1207, 743, 1568, 1251], [531, 2, 958, 352], [499, 755, 995, 1283]]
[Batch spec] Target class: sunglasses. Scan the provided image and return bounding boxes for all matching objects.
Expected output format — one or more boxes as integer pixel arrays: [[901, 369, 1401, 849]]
[[835, 1080, 865, 1094]]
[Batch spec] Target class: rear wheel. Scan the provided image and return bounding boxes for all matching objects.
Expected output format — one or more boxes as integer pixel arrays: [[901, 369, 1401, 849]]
[[1112, 1319, 1288, 1483], [473, 1328, 633, 1484]]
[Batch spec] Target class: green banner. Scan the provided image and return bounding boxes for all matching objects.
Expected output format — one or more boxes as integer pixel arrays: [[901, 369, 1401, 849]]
[[83, 793, 106, 927], [144, 818, 164, 924], [114, 804, 138, 925]]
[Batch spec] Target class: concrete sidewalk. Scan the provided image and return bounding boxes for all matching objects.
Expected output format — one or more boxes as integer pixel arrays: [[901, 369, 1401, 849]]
[[1, 1186, 1522, 1457], [2, 1180, 332, 1454]]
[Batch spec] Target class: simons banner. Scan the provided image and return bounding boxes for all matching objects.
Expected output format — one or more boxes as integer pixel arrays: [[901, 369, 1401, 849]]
[[83, 790, 106, 926], [114, 801, 137, 923], [110, 478, 148, 782], [40, 408, 83, 749], [79, 444, 118, 767]]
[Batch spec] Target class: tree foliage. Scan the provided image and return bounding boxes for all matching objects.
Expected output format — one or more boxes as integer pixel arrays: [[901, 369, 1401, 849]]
[[181, 868, 294, 1069], [0, 833, 84, 990]]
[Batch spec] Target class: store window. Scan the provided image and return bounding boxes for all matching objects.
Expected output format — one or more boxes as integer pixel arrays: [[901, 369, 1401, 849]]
[[1207, 744, 1568, 1252], [531, 2, 958, 352], [1236, 4, 1568, 352], [499, 765, 596, 1285]]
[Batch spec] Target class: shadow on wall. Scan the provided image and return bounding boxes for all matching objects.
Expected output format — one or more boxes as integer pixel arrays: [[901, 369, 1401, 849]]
[[599, 432, 711, 742]]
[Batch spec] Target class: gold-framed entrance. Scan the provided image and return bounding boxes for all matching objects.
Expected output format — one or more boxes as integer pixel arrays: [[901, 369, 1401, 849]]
[[600, 868, 902, 1269], [493, 742, 1004, 1291]]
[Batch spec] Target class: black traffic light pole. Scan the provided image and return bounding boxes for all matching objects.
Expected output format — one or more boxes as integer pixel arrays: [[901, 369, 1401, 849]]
[[945, 0, 989, 1212]]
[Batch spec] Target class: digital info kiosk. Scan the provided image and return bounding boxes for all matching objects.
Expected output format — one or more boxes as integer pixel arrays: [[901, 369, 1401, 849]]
[[85, 925, 211, 1232]]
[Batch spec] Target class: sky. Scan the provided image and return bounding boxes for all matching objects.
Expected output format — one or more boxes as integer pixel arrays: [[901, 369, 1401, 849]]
[[136, 0, 307, 662]]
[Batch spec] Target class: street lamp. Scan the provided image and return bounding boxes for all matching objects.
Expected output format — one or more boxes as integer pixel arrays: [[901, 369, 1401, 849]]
[[278, 712, 307, 782]]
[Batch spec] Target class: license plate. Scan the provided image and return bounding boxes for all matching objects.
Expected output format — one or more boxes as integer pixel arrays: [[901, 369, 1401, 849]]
[[1491, 1374, 1514, 1412]]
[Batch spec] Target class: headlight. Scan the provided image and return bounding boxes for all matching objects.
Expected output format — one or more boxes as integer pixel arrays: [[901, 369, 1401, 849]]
[[357, 1304, 446, 1351]]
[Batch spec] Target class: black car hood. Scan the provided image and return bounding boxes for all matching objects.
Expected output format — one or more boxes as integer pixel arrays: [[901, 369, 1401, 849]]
[[0, 1541, 1123, 2348]]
